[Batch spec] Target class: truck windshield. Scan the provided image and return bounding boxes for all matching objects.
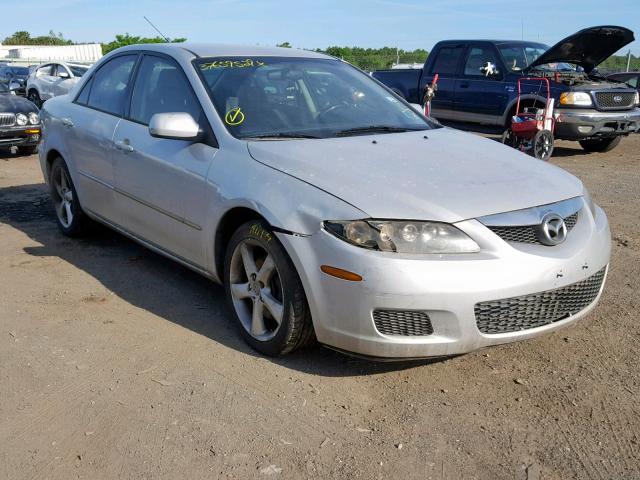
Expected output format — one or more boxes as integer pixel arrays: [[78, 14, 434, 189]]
[[499, 45, 574, 72], [195, 56, 434, 139]]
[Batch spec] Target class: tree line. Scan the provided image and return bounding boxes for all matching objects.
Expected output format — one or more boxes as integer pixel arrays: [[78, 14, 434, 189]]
[[2, 31, 638, 72]]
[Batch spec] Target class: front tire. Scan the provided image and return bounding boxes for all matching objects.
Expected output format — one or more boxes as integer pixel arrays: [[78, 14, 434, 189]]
[[224, 221, 314, 356], [579, 136, 621, 153], [28, 89, 42, 108], [49, 157, 90, 237]]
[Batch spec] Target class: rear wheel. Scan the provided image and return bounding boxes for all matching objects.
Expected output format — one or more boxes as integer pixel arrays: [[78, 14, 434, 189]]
[[579, 136, 621, 153], [532, 130, 554, 161], [49, 157, 90, 236], [224, 221, 315, 356], [28, 89, 42, 108]]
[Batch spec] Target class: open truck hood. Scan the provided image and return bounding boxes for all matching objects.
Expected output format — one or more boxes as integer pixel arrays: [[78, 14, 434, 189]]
[[528, 25, 634, 74]]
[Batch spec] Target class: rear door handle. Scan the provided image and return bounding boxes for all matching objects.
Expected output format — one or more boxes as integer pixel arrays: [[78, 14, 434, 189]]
[[61, 117, 74, 128], [114, 140, 134, 153]]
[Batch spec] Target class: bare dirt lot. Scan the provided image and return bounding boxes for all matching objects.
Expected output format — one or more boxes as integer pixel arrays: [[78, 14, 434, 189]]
[[1, 136, 639, 480]]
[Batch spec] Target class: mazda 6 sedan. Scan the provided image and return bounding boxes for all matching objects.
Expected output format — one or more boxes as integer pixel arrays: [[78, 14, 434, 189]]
[[38, 44, 611, 359]]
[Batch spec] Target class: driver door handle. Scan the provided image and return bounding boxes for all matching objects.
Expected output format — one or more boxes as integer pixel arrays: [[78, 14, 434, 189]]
[[114, 140, 134, 153]]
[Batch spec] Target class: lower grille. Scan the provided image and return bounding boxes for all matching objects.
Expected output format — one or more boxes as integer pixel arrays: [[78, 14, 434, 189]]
[[488, 211, 579, 245], [0, 113, 16, 127], [373, 310, 434, 336], [594, 91, 636, 110], [475, 267, 606, 334]]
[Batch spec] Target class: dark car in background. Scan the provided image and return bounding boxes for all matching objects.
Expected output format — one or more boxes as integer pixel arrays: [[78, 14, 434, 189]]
[[0, 65, 30, 97], [373, 26, 640, 153], [0, 82, 41, 155]]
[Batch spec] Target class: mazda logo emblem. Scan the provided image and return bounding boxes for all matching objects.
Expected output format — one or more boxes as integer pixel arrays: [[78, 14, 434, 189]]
[[537, 213, 567, 246], [613, 95, 623, 103]]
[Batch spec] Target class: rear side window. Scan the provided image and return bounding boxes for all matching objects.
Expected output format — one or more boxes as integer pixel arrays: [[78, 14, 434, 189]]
[[86, 55, 137, 116], [75, 77, 93, 105], [430, 46, 465, 75], [129, 55, 201, 125]]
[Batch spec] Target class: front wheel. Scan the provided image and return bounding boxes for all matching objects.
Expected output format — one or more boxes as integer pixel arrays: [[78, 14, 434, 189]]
[[532, 130, 554, 161], [224, 221, 315, 356], [579, 136, 621, 153], [28, 90, 42, 108]]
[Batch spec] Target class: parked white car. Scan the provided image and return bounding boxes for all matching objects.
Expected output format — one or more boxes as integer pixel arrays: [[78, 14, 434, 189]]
[[26, 62, 90, 107]]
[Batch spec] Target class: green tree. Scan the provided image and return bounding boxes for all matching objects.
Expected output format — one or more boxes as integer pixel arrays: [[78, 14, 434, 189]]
[[101, 33, 187, 55], [276, 42, 292, 48], [3, 30, 73, 46]]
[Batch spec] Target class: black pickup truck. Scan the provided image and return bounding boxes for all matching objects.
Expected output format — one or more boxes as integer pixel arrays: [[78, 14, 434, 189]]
[[373, 26, 640, 152]]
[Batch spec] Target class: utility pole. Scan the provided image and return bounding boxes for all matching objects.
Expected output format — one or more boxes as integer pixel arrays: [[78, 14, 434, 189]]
[[396, 47, 400, 67], [521, 20, 524, 40], [626, 49, 631, 72]]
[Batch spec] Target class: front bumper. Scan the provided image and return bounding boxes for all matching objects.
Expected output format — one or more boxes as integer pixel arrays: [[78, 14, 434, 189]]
[[0, 125, 41, 148], [554, 107, 640, 140], [278, 204, 611, 359]]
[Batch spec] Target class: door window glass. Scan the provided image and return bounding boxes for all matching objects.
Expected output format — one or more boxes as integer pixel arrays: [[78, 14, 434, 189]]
[[464, 47, 499, 76], [38, 65, 53, 76], [86, 55, 136, 116], [75, 77, 93, 105], [129, 55, 201, 125], [430, 47, 465, 75]]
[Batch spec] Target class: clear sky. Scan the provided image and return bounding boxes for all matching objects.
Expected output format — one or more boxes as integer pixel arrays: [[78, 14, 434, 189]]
[[6, 0, 640, 55]]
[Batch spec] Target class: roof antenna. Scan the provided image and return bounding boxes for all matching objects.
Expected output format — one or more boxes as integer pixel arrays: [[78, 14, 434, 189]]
[[144, 16, 170, 42]]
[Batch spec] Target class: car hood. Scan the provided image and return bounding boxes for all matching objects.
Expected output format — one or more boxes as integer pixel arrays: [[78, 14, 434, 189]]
[[247, 128, 583, 223], [527, 25, 634, 74], [0, 93, 38, 113]]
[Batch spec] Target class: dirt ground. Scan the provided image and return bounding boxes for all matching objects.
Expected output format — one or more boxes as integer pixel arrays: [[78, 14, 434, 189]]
[[1, 135, 639, 480]]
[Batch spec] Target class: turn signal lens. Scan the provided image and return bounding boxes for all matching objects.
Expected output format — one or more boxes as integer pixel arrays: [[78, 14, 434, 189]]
[[320, 265, 363, 282]]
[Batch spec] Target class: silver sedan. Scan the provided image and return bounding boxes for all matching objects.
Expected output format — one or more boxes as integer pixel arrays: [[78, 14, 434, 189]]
[[39, 44, 611, 359]]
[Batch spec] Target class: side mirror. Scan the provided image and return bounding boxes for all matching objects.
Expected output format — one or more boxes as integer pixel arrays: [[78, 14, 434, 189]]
[[149, 112, 201, 140], [58, 71, 70, 79]]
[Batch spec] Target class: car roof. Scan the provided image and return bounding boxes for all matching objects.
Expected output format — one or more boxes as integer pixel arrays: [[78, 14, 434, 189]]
[[436, 40, 548, 48], [114, 42, 331, 60]]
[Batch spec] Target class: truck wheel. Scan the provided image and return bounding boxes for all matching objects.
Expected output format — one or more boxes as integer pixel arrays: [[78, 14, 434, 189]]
[[532, 130, 554, 161], [579, 137, 621, 153], [224, 220, 315, 356]]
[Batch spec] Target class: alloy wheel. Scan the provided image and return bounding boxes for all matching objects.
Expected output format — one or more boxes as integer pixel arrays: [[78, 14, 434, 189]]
[[228, 239, 285, 341], [52, 166, 74, 228]]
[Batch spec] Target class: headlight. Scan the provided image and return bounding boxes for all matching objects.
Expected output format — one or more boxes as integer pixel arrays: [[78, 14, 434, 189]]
[[583, 189, 596, 217], [28, 112, 39, 125], [323, 220, 480, 254], [559, 92, 593, 106], [634, 91, 639, 106], [16, 113, 27, 126]]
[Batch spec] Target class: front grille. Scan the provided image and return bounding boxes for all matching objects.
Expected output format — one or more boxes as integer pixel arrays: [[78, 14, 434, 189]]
[[474, 267, 606, 334], [594, 91, 636, 110], [373, 310, 434, 336], [488, 211, 579, 245], [0, 113, 16, 127]]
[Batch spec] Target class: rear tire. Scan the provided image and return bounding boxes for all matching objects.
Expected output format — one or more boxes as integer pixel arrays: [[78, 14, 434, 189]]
[[224, 220, 315, 356], [579, 136, 621, 153], [49, 157, 90, 237]]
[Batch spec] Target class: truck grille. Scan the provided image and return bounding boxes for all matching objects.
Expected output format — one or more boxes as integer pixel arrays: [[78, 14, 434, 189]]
[[474, 267, 606, 334], [593, 91, 636, 110], [488, 211, 579, 245], [373, 310, 434, 336], [0, 113, 16, 127]]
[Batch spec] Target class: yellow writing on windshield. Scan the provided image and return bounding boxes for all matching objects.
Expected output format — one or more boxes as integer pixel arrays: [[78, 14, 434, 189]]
[[200, 59, 266, 70], [225, 107, 245, 126]]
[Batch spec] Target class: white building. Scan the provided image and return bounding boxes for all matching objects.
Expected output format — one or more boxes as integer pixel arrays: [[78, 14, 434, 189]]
[[0, 44, 102, 64]]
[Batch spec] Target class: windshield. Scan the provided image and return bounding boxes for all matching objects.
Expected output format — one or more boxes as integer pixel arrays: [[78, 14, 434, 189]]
[[195, 56, 434, 139], [7, 67, 29, 75], [69, 65, 88, 77], [499, 45, 574, 72]]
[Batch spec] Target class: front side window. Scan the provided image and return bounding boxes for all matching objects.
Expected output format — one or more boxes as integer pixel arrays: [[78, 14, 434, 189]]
[[130, 55, 201, 125], [195, 56, 434, 139], [464, 47, 499, 76], [499, 44, 574, 72], [38, 65, 53, 76], [86, 55, 136, 116]]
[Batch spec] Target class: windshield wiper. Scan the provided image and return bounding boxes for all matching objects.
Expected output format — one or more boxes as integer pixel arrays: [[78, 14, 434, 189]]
[[245, 132, 321, 140], [335, 125, 423, 137]]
